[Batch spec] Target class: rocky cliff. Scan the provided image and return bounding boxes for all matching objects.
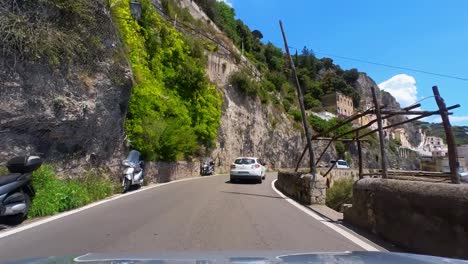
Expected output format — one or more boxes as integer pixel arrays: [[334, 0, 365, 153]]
[[0, 1, 132, 168]]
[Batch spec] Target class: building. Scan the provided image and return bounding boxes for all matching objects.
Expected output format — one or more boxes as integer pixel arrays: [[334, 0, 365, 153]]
[[423, 136, 447, 154], [321, 92, 354, 117], [457, 145, 468, 167]]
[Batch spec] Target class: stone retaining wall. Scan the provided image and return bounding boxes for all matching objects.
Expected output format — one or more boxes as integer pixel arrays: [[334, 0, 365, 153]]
[[145, 161, 201, 183], [344, 178, 468, 259], [276, 171, 327, 204]]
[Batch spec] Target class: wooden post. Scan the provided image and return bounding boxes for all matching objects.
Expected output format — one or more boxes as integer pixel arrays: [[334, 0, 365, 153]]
[[295, 143, 308, 172], [371, 87, 388, 178], [279, 20, 316, 178], [357, 132, 363, 179], [433, 86, 460, 184]]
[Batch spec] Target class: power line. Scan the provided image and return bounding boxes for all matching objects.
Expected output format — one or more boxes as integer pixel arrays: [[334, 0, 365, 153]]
[[278, 43, 468, 82], [314, 52, 468, 81]]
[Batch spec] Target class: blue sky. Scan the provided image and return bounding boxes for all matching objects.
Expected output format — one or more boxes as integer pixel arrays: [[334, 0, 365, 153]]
[[225, 0, 468, 125]]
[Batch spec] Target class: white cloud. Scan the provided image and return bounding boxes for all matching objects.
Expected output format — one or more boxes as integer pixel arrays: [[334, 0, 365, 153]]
[[427, 116, 468, 124], [217, 0, 233, 7], [378, 74, 418, 108]]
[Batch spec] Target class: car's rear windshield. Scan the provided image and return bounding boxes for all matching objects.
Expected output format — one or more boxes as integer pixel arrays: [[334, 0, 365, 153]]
[[234, 158, 255, 165], [337, 161, 347, 166]]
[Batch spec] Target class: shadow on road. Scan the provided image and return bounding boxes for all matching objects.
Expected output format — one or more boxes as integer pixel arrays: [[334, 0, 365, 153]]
[[224, 180, 261, 185], [221, 191, 284, 200]]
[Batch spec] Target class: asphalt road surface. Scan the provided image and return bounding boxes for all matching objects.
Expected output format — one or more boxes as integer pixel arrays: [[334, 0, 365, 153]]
[[0, 173, 372, 261]]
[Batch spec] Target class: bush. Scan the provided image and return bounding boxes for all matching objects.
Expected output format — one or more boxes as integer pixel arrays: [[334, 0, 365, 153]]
[[290, 109, 302, 122], [0, 165, 8, 176], [29, 165, 116, 218], [229, 69, 259, 96], [326, 178, 354, 211], [303, 94, 322, 109], [0, 0, 103, 67], [112, 0, 222, 161], [335, 141, 345, 157]]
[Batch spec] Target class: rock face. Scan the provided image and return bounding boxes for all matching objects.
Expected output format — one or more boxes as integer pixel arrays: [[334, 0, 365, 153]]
[[0, 1, 132, 166]]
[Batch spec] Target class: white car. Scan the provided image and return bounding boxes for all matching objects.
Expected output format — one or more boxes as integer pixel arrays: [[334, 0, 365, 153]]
[[331, 159, 350, 169], [230, 157, 266, 183]]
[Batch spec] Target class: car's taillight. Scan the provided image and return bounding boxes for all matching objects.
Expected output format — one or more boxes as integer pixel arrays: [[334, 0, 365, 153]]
[[252, 164, 260, 169], [230, 164, 236, 169]]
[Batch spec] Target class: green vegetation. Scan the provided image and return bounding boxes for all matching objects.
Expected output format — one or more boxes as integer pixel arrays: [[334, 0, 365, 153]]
[[308, 115, 353, 139], [29, 166, 116, 218], [326, 178, 354, 211], [193, 0, 362, 121], [0, 0, 105, 67], [111, 0, 222, 161], [417, 121, 468, 145], [0, 165, 8, 176]]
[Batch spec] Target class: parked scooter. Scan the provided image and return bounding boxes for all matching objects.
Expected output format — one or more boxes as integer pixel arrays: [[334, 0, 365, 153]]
[[200, 158, 215, 176], [0, 156, 42, 225], [121, 150, 144, 193]]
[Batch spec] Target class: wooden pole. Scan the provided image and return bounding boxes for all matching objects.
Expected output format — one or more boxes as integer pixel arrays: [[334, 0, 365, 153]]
[[357, 132, 363, 179], [279, 20, 316, 177], [295, 142, 308, 172], [371, 86, 388, 178], [433, 86, 460, 184]]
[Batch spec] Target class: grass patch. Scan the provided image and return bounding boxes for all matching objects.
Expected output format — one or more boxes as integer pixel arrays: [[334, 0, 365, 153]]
[[326, 178, 354, 212], [29, 165, 117, 218], [0, 165, 8, 176]]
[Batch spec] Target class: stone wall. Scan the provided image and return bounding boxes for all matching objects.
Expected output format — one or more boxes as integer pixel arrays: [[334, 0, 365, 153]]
[[344, 178, 468, 259], [276, 171, 327, 205], [145, 161, 201, 183]]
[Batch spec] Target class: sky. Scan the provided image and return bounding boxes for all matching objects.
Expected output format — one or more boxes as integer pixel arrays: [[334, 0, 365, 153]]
[[224, 0, 468, 125]]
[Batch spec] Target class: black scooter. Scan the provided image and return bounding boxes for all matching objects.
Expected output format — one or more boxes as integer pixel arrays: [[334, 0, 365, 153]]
[[0, 156, 42, 225]]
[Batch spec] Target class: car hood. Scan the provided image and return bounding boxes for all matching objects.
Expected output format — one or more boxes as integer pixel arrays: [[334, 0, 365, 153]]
[[3, 251, 467, 264]]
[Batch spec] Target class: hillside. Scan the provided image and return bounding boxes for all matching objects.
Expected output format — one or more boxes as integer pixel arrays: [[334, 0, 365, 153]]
[[0, 0, 423, 174], [417, 122, 468, 146]]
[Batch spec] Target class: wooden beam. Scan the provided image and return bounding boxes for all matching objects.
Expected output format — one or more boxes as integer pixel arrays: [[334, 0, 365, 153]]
[[433, 86, 460, 184], [356, 104, 460, 139], [315, 137, 369, 142], [312, 107, 379, 139]]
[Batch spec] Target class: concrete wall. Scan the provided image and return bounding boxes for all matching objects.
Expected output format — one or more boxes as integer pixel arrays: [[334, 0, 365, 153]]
[[344, 178, 468, 259], [145, 161, 201, 183]]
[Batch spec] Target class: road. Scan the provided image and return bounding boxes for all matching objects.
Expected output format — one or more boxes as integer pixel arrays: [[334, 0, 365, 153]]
[[0, 173, 373, 261]]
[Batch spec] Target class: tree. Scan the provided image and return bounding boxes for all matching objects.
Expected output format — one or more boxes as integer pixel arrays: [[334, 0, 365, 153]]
[[264, 42, 284, 71], [252, 29, 263, 40], [214, 1, 239, 44], [298, 46, 317, 78], [303, 94, 322, 109], [236, 19, 254, 53], [343, 68, 360, 84], [321, 57, 334, 70]]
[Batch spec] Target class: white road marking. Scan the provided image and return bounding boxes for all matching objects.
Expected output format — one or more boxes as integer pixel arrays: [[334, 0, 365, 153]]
[[271, 179, 380, 252], [0, 175, 224, 239]]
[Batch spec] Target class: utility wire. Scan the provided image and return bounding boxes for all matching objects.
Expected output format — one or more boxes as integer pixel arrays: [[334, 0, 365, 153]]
[[314, 52, 468, 82], [282, 42, 468, 82]]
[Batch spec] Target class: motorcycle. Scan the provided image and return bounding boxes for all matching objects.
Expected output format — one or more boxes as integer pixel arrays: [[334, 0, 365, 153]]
[[200, 159, 215, 176], [121, 150, 144, 193], [0, 156, 42, 225]]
